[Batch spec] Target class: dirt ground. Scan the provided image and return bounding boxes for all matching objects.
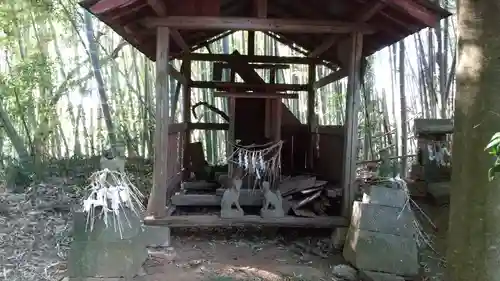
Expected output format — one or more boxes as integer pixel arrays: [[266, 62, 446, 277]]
[[136, 201, 450, 281], [141, 228, 342, 281]]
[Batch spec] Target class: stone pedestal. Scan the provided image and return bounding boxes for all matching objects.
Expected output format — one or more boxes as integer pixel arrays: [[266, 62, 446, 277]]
[[343, 228, 419, 276], [68, 210, 147, 280], [343, 185, 419, 278], [221, 208, 244, 218]]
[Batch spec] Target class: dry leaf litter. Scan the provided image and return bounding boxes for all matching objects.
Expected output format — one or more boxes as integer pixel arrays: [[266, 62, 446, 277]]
[[0, 179, 80, 281]]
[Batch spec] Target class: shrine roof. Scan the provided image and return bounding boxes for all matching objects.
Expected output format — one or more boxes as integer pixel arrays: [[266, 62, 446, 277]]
[[79, 0, 451, 64]]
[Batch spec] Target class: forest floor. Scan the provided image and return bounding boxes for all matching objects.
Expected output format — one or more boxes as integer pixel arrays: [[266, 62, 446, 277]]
[[0, 168, 450, 281], [142, 228, 342, 281]]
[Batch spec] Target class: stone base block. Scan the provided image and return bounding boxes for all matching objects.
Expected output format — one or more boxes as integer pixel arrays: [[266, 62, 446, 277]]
[[68, 240, 147, 278], [140, 225, 171, 247], [362, 186, 407, 208], [359, 271, 405, 281], [331, 227, 348, 250], [221, 208, 244, 218], [351, 201, 416, 237], [343, 228, 418, 276], [260, 208, 285, 218]]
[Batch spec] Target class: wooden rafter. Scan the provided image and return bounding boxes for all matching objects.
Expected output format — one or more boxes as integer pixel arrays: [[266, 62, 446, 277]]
[[171, 29, 190, 53], [254, 0, 267, 18], [141, 16, 376, 34], [214, 92, 299, 99], [308, 1, 385, 58], [147, 0, 167, 16], [381, 0, 439, 27], [313, 69, 347, 90]]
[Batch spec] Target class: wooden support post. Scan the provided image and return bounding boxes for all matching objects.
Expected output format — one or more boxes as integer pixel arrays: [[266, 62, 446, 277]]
[[307, 63, 316, 169], [147, 26, 170, 217], [341, 32, 364, 217], [182, 58, 192, 180]]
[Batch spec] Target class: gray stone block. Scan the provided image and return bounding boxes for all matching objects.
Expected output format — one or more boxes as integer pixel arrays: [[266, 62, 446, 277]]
[[139, 225, 171, 247], [69, 209, 147, 279], [68, 240, 147, 278], [359, 271, 405, 281], [73, 210, 143, 242], [343, 228, 419, 276], [362, 186, 407, 209], [351, 201, 416, 237], [331, 227, 348, 250]]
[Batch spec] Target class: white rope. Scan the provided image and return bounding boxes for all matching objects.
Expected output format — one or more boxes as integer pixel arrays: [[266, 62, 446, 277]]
[[225, 140, 283, 190], [82, 169, 145, 239]]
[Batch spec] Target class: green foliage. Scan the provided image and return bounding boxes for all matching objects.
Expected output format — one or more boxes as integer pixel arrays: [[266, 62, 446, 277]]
[[485, 132, 500, 181]]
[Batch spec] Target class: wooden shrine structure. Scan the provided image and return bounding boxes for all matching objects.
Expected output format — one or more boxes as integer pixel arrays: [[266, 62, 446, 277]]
[[80, 0, 450, 227]]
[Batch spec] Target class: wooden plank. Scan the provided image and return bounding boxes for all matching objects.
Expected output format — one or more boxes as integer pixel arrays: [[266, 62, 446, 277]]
[[414, 118, 453, 135], [181, 58, 191, 180], [189, 53, 323, 65], [144, 215, 349, 228], [255, 0, 267, 18], [147, 26, 170, 217], [141, 16, 376, 34], [217, 62, 290, 70], [167, 64, 187, 84], [170, 29, 190, 53], [341, 32, 364, 217], [313, 69, 347, 90], [381, 0, 439, 27], [168, 123, 188, 134], [191, 81, 308, 91], [189, 122, 229, 130], [147, 0, 167, 16], [213, 92, 299, 99], [171, 194, 263, 206], [308, 2, 384, 59]]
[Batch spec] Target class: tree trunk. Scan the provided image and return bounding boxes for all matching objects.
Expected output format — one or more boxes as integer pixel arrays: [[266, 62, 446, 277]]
[[447, 1, 500, 280]]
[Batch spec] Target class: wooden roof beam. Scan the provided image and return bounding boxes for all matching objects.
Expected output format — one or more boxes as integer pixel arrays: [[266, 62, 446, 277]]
[[147, 0, 167, 16], [254, 0, 267, 18], [381, 0, 439, 27], [214, 92, 299, 99], [308, 1, 385, 58], [170, 29, 190, 53], [141, 16, 376, 34], [188, 53, 321, 64], [313, 69, 347, 90]]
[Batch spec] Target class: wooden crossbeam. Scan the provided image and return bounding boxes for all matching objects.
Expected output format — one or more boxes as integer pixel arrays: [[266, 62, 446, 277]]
[[188, 53, 321, 64], [141, 16, 376, 34], [313, 69, 347, 89], [216, 62, 290, 70], [191, 81, 308, 91], [144, 215, 349, 228], [214, 91, 299, 99], [167, 64, 187, 84]]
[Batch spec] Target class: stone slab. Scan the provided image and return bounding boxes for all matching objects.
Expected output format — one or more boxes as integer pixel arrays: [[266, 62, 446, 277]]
[[343, 228, 418, 276], [351, 201, 416, 237], [68, 240, 147, 278], [139, 225, 171, 247], [359, 271, 405, 281], [362, 186, 407, 209], [331, 227, 348, 250]]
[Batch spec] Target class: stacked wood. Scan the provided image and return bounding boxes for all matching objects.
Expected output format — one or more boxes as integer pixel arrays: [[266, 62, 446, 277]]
[[170, 174, 342, 218]]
